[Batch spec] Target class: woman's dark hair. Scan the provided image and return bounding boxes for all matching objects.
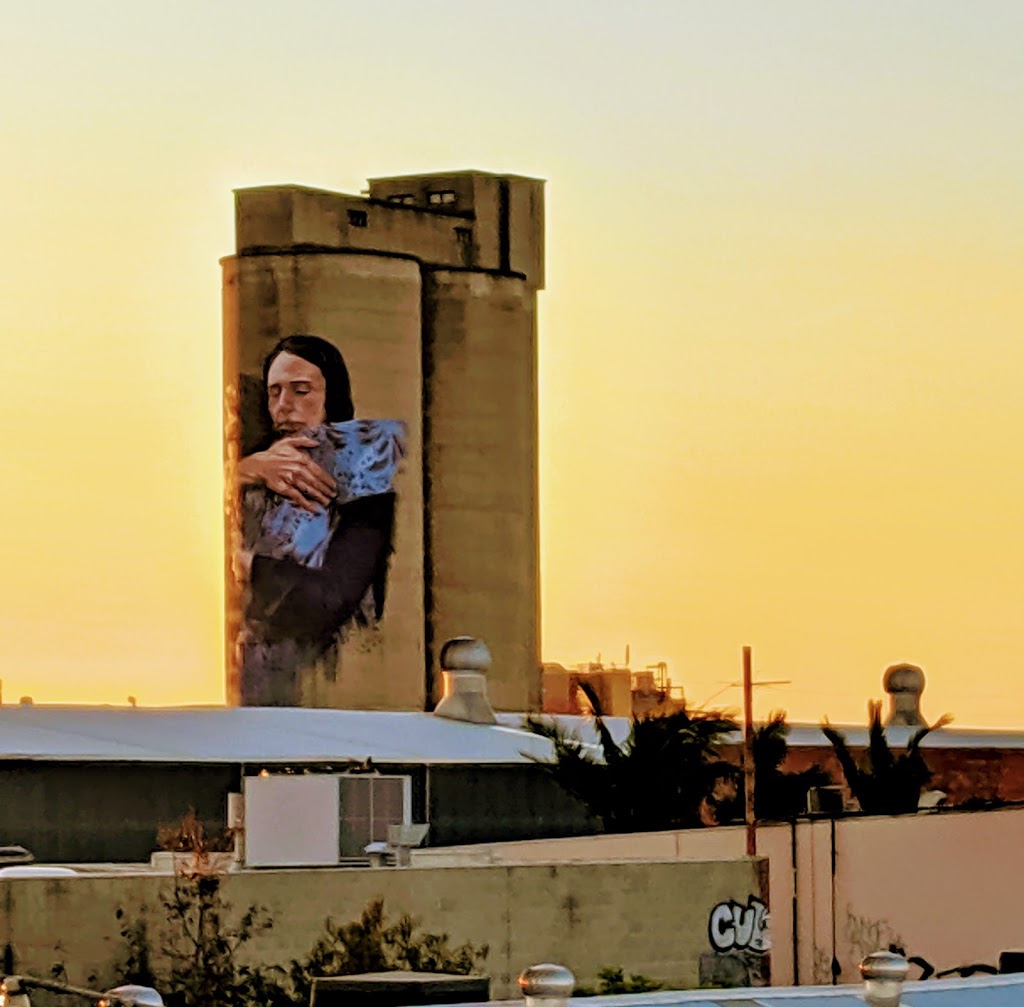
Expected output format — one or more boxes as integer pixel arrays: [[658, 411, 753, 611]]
[[263, 334, 355, 423]]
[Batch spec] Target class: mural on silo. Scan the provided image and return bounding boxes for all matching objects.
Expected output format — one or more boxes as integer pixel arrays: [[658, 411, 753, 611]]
[[226, 334, 406, 706]]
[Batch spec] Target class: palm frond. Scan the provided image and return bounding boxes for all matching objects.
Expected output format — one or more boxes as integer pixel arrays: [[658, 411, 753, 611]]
[[907, 713, 953, 756], [821, 718, 867, 807], [866, 700, 895, 779], [575, 679, 625, 767], [576, 679, 606, 718], [752, 711, 790, 772]]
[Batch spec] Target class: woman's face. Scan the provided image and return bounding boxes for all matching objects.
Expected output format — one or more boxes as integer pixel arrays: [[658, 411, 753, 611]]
[[266, 351, 328, 433]]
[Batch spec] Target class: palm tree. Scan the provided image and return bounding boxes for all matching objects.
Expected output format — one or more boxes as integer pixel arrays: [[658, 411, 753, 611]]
[[751, 711, 832, 820], [821, 701, 951, 815], [526, 682, 739, 831]]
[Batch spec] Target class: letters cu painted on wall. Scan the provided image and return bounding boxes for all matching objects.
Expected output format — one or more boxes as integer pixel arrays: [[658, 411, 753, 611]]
[[700, 896, 771, 988]]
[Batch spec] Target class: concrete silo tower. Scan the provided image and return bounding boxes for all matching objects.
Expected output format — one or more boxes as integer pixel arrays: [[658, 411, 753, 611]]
[[222, 170, 544, 713]]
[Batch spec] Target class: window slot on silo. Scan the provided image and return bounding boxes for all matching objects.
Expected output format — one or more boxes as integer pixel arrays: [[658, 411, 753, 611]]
[[387, 194, 416, 205], [347, 209, 368, 227], [455, 227, 475, 267], [428, 190, 457, 206]]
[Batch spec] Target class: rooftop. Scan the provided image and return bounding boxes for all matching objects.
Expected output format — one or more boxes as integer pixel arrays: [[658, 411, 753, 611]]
[[0, 706, 1021, 766], [483, 970, 1024, 1006], [0, 706, 549, 765]]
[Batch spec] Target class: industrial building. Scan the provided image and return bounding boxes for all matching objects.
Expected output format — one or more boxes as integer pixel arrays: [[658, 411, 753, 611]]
[[5, 694, 1024, 864], [0, 703, 595, 863], [222, 170, 545, 714]]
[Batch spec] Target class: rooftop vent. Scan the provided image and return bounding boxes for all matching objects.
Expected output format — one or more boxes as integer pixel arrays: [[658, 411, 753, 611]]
[[0, 845, 34, 865], [883, 663, 926, 727], [433, 637, 496, 725]]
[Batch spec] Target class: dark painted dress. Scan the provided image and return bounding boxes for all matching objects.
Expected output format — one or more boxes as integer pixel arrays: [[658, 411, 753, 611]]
[[238, 419, 404, 706]]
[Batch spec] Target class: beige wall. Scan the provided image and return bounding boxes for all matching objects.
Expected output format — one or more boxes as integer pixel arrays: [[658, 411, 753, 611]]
[[364, 174, 545, 287], [829, 809, 1024, 984], [223, 251, 426, 710], [0, 859, 765, 998], [235, 186, 467, 266], [409, 806, 1024, 989], [424, 270, 541, 711]]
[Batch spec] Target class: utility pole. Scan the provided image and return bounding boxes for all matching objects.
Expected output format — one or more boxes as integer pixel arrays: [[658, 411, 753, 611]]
[[743, 645, 756, 856]]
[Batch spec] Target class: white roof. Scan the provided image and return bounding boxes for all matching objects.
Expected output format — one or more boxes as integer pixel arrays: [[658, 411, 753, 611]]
[[0, 706, 557, 765], [501, 714, 1024, 750], [480, 971, 1024, 1006], [0, 705, 1019, 766]]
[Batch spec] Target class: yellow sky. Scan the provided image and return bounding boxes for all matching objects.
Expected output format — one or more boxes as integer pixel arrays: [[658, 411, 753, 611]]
[[1, 2, 1021, 726]]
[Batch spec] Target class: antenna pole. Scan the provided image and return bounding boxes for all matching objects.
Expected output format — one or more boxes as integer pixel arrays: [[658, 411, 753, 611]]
[[743, 645, 756, 856]]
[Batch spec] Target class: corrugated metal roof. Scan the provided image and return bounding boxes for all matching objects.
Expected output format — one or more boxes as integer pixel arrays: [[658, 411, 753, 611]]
[[0, 706, 1020, 765], [0, 706, 557, 765]]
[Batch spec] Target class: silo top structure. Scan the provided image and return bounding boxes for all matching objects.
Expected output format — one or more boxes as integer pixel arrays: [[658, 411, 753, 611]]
[[234, 170, 544, 287], [222, 169, 545, 715]]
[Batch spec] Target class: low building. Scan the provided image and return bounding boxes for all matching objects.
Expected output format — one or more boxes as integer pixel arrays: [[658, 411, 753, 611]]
[[0, 704, 597, 863], [3, 698, 1024, 863], [542, 661, 686, 719]]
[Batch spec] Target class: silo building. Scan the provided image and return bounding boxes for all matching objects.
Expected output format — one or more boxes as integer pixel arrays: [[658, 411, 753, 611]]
[[222, 170, 544, 713]]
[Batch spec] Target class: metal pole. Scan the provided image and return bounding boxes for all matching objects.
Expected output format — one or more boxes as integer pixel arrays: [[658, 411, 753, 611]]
[[743, 645, 756, 856]]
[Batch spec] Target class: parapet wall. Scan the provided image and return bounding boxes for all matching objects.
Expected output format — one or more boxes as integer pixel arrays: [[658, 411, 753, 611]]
[[409, 804, 1024, 988], [0, 858, 765, 998]]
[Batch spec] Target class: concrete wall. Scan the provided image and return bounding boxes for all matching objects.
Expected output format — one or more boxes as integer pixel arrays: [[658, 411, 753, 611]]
[[0, 761, 601, 863], [409, 805, 1024, 989], [365, 174, 545, 286], [0, 763, 237, 863], [223, 250, 427, 710], [825, 808, 1024, 985], [423, 270, 541, 711], [235, 186, 468, 265], [0, 859, 765, 998]]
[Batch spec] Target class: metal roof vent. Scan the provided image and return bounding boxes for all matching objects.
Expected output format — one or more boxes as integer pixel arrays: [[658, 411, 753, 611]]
[[883, 663, 926, 727], [434, 637, 496, 725]]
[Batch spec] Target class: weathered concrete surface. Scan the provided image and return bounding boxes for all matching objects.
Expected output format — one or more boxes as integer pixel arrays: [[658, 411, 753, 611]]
[[424, 270, 540, 712], [223, 252, 426, 711], [409, 804, 1024, 988], [0, 858, 765, 998]]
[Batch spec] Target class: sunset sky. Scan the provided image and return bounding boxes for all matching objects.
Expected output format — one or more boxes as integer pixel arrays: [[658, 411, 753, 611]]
[[1, 2, 1021, 727]]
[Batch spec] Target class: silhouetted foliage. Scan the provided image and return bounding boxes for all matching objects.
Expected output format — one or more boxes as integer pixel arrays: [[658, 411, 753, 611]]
[[574, 966, 663, 996], [280, 898, 488, 1005], [526, 681, 739, 830], [821, 701, 951, 815], [160, 869, 273, 1007], [118, 882, 487, 1007], [156, 807, 234, 853], [750, 711, 832, 820]]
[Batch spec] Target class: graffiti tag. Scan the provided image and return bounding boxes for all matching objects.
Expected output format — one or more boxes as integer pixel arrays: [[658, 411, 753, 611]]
[[889, 945, 999, 981], [708, 896, 770, 953]]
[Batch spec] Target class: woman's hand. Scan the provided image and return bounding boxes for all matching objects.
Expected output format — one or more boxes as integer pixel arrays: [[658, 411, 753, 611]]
[[238, 435, 337, 512]]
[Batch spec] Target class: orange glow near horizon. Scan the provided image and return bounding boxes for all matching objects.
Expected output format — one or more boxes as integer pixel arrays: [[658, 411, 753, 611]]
[[1, 3, 1022, 728]]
